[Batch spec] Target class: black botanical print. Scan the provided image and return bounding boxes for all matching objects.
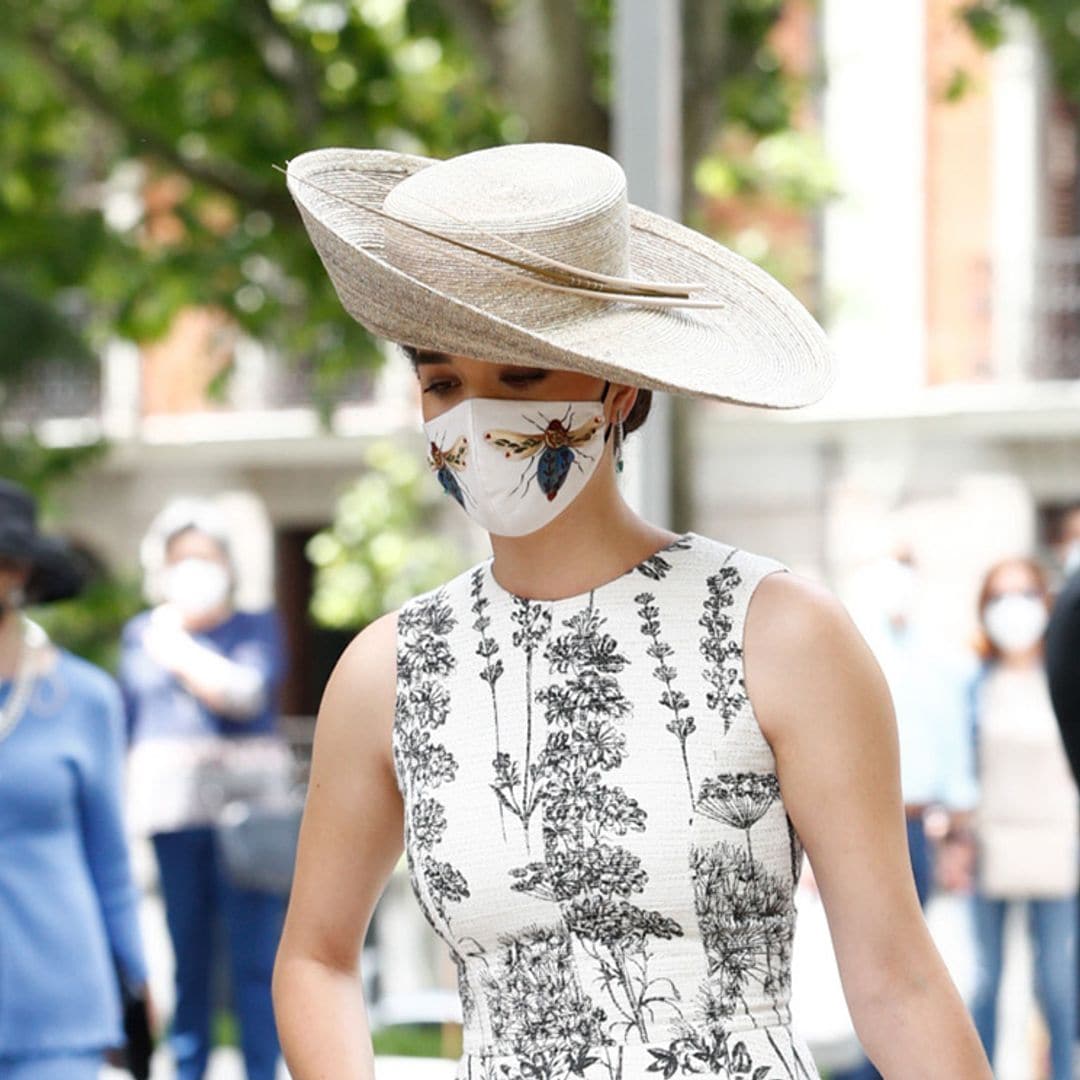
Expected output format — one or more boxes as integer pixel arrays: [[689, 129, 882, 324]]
[[691, 842, 793, 1026], [472, 569, 508, 839], [397, 539, 820, 1079], [482, 924, 610, 1080], [509, 599, 684, 1052], [699, 560, 748, 731], [492, 596, 552, 849], [696, 773, 781, 863], [634, 536, 694, 582], [395, 593, 470, 936], [636, 591, 697, 819]]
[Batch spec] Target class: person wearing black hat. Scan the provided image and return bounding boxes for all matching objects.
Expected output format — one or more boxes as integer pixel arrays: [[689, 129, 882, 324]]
[[0, 479, 150, 1079]]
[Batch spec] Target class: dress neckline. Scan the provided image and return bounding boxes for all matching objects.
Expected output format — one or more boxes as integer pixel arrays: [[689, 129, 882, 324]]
[[483, 531, 697, 605]]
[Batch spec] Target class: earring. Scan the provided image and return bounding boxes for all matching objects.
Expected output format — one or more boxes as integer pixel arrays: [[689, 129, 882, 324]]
[[615, 415, 626, 474]]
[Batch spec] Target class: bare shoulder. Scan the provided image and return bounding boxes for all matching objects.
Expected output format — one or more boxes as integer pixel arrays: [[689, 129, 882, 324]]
[[314, 609, 399, 765], [744, 571, 891, 748]]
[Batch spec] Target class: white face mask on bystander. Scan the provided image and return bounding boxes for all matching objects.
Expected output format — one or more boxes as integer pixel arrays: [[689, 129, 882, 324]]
[[162, 558, 231, 619], [983, 592, 1048, 655]]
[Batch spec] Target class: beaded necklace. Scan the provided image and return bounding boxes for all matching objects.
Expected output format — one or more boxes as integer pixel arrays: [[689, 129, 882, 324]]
[[0, 615, 48, 744]]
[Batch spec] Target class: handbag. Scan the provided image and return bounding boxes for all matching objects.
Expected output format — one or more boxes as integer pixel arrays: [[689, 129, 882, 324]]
[[215, 791, 304, 895], [119, 981, 155, 1080]]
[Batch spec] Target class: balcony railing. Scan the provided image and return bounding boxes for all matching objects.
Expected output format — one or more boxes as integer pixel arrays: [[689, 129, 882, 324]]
[[1031, 238, 1080, 380], [2, 345, 378, 434]]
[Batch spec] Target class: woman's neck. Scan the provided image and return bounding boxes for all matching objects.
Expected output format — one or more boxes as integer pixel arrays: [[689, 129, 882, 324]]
[[488, 475, 678, 601], [997, 646, 1042, 671], [0, 611, 23, 679]]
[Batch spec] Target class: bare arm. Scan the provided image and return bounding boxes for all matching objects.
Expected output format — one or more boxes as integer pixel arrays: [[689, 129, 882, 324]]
[[273, 611, 403, 1080], [745, 574, 991, 1079]]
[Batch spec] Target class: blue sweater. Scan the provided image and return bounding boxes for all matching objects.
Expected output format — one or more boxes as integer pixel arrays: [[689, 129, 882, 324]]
[[0, 650, 147, 1057], [120, 608, 285, 743]]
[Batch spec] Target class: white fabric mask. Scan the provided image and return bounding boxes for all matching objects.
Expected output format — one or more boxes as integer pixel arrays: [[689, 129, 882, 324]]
[[424, 396, 609, 537], [983, 593, 1048, 655], [162, 558, 232, 618]]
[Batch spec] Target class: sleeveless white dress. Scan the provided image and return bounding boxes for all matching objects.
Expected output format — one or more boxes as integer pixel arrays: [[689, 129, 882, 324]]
[[393, 532, 820, 1080]]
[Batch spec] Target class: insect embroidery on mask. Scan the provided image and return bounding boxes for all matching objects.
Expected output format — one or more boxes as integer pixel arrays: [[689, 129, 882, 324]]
[[429, 435, 470, 508], [485, 407, 605, 501]]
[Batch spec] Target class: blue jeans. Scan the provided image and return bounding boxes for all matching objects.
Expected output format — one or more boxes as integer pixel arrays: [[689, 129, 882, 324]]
[[971, 894, 1077, 1080], [153, 827, 285, 1080]]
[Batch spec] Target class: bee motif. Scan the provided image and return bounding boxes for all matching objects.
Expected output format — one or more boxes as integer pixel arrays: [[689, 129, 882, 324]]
[[485, 407, 605, 501], [428, 435, 470, 508]]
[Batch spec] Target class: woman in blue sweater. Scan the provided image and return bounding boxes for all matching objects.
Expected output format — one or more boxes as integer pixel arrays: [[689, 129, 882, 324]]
[[0, 479, 149, 1078]]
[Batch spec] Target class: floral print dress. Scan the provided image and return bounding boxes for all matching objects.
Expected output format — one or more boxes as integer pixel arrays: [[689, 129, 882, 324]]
[[393, 532, 819, 1080]]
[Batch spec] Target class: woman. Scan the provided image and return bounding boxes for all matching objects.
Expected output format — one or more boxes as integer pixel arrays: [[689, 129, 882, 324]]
[[120, 499, 288, 1080], [0, 479, 149, 1078], [273, 143, 991, 1077], [969, 557, 1078, 1079]]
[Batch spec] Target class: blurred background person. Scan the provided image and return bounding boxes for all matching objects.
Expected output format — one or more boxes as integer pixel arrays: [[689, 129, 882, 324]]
[[858, 549, 979, 906], [0, 479, 149, 1079], [119, 498, 288, 1080], [969, 556, 1078, 1080]]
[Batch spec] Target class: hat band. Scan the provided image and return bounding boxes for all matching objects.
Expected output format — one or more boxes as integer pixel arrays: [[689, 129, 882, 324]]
[[281, 165, 725, 311]]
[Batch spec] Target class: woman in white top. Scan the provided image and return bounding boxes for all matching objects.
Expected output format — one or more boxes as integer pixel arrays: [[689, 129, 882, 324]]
[[271, 141, 992, 1078], [969, 556, 1078, 1079]]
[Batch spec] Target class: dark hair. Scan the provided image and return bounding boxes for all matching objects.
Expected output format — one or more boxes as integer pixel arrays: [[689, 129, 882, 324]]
[[400, 343, 652, 435]]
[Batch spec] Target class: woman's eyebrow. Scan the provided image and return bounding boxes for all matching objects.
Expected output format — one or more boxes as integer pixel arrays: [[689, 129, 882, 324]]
[[411, 349, 455, 366]]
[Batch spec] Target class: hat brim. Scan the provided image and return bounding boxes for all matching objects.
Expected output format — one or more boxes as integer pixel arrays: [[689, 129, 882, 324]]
[[286, 147, 835, 409], [0, 532, 86, 604]]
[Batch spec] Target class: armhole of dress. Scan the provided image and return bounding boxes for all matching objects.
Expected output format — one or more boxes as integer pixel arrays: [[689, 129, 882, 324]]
[[733, 551, 790, 760], [389, 605, 407, 799]]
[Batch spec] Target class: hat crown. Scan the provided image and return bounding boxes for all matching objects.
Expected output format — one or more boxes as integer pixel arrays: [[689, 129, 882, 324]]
[[383, 143, 630, 280]]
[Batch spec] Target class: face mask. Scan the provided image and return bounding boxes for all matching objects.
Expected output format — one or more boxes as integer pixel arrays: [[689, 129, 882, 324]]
[[424, 394, 610, 537], [983, 593, 1048, 655], [162, 558, 231, 618]]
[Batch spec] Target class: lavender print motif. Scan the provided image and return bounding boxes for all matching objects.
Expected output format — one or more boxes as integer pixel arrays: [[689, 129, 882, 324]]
[[395, 593, 470, 938], [471, 569, 507, 840], [633, 536, 694, 582], [635, 591, 697, 820], [508, 598, 684, 1058], [395, 539, 819, 1080], [491, 596, 552, 850], [699, 561, 748, 731]]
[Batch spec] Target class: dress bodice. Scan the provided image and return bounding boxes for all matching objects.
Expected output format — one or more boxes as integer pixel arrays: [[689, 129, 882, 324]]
[[393, 533, 819, 1079]]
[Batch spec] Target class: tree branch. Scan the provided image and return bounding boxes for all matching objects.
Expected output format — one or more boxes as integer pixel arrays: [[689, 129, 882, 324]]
[[23, 26, 295, 220], [243, 0, 325, 135], [436, 0, 503, 79]]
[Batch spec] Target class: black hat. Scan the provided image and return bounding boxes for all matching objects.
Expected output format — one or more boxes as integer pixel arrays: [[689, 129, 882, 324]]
[[0, 479, 86, 604]]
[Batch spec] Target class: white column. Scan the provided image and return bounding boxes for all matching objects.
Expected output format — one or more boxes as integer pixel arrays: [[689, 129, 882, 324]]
[[613, 0, 680, 528], [990, 10, 1042, 381], [821, 0, 927, 402]]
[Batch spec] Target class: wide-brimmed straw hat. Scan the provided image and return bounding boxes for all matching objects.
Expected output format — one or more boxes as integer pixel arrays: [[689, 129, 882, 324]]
[[286, 142, 834, 408], [0, 480, 85, 604]]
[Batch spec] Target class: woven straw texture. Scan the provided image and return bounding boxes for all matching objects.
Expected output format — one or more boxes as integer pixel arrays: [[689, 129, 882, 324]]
[[286, 143, 835, 408]]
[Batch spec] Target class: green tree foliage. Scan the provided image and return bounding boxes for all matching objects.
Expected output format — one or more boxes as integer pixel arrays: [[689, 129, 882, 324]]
[[0, 0, 508, 384], [961, 1, 1080, 102], [306, 439, 464, 628], [1, 0, 825, 393]]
